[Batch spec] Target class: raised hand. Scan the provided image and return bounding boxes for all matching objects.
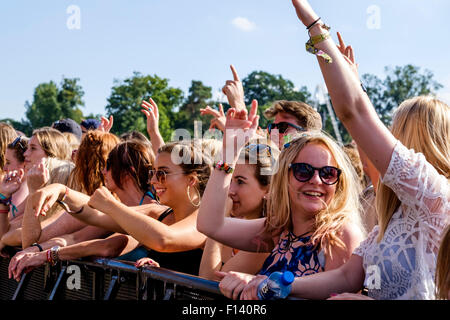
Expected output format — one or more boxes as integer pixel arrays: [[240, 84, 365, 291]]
[[222, 65, 246, 111], [99, 115, 114, 133], [87, 186, 118, 214], [223, 100, 259, 162], [336, 32, 359, 78], [26, 159, 50, 192], [141, 98, 160, 136], [200, 104, 226, 132], [0, 169, 24, 197]]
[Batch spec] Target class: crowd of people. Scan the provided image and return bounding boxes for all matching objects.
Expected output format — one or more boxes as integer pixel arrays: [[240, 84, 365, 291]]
[[0, 0, 448, 300]]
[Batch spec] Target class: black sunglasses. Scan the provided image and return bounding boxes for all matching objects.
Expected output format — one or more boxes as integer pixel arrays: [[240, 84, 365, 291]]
[[267, 122, 306, 134], [9, 136, 26, 151], [289, 163, 341, 185]]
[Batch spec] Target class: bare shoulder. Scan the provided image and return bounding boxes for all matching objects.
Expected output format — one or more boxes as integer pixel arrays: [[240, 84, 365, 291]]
[[324, 222, 365, 271], [339, 221, 365, 250]]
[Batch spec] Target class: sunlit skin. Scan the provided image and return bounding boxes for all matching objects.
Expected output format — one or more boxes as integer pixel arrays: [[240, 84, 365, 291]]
[[288, 143, 338, 231], [101, 166, 117, 194], [270, 112, 304, 148], [22, 136, 47, 172], [150, 152, 191, 209], [4, 148, 25, 172], [228, 164, 267, 219]]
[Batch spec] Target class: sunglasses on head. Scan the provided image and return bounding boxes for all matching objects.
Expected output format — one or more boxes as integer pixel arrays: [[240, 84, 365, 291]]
[[289, 163, 341, 185], [245, 143, 272, 157], [10, 136, 26, 151], [149, 169, 184, 183], [267, 122, 306, 134]]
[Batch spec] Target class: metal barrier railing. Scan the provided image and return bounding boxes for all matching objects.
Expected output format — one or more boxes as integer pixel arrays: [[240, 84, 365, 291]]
[[0, 256, 226, 301]]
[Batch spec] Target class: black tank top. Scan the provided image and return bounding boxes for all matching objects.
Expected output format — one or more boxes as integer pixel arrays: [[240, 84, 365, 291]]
[[147, 208, 204, 276]]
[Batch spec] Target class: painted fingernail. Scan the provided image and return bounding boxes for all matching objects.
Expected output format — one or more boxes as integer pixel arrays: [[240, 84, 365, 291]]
[[330, 293, 338, 297]]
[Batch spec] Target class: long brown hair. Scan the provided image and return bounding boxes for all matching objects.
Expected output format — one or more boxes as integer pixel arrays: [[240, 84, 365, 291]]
[[67, 131, 120, 195], [376, 96, 450, 242], [107, 139, 155, 192]]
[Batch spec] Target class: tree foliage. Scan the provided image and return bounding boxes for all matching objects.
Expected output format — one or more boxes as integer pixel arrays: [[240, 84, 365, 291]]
[[25, 77, 85, 129], [362, 64, 443, 126], [105, 72, 183, 141]]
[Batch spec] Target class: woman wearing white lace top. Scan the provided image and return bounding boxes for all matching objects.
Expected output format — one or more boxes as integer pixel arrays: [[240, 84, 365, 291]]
[[234, 0, 449, 300]]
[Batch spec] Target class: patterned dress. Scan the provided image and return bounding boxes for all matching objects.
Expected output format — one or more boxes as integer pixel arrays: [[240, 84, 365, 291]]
[[354, 141, 449, 299], [258, 230, 326, 277]]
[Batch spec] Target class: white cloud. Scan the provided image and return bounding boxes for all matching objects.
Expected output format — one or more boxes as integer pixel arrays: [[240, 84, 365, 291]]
[[231, 17, 256, 32]]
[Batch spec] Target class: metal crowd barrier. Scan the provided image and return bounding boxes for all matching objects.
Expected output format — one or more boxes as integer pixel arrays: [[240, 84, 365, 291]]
[[0, 256, 226, 301]]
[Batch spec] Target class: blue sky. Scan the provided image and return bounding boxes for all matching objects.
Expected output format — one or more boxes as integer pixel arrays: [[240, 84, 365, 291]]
[[1, 0, 449, 122]]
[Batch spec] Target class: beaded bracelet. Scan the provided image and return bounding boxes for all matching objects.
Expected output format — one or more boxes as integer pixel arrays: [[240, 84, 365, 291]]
[[215, 161, 234, 174]]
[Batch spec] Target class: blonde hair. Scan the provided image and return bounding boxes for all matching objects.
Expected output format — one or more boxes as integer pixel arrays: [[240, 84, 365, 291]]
[[376, 96, 450, 242], [39, 157, 75, 221], [0, 122, 18, 171], [264, 131, 365, 257], [436, 224, 450, 300], [62, 132, 80, 153], [32, 127, 71, 161]]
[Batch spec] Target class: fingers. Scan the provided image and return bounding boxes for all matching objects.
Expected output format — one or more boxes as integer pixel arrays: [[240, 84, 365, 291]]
[[134, 258, 159, 268], [337, 32, 345, 49], [230, 65, 240, 82], [218, 104, 224, 116], [214, 270, 228, 280], [249, 99, 258, 121], [348, 46, 355, 64]]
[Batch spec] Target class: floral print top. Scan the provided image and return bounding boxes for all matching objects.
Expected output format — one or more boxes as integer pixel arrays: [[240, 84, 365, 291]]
[[258, 230, 326, 277]]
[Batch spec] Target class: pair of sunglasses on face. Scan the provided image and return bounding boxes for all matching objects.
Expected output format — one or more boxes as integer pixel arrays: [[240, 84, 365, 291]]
[[267, 122, 306, 134], [289, 163, 341, 185], [148, 169, 184, 184]]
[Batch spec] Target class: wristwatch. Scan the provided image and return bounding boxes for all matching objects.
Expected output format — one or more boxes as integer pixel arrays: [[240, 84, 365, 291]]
[[50, 246, 61, 265]]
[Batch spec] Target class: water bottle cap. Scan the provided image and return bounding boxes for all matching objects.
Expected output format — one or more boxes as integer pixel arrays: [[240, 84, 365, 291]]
[[281, 271, 295, 285]]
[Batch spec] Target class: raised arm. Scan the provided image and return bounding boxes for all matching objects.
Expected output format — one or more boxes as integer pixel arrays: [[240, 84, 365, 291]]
[[222, 65, 247, 111], [291, 0, 396, 176], [87, 186, 205, 252], [197, 102, 274, 253], [141, 98, 165, 155]]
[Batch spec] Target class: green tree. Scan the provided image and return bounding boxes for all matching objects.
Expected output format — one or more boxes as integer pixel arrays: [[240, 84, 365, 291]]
[[25, 77, 85, 129], [242, 71, 312, 128], [105, 72, 184, 142], [175, 80, 213, 135], [362, 64, 443, 126]]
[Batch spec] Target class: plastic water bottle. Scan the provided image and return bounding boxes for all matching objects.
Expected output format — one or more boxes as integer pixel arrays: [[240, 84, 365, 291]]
[[257, 271, 295, 300]]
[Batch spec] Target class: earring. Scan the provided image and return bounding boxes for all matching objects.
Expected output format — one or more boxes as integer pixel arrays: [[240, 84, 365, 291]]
[[261, 197, 267, 217], [187, 185, 201, 207]]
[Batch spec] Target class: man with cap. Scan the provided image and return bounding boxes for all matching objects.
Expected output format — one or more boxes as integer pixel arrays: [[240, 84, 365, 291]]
[[52, 118, 82, 142]]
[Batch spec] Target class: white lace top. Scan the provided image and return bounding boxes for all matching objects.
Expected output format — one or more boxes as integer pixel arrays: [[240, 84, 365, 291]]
[[354, 141, 449, 300]]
